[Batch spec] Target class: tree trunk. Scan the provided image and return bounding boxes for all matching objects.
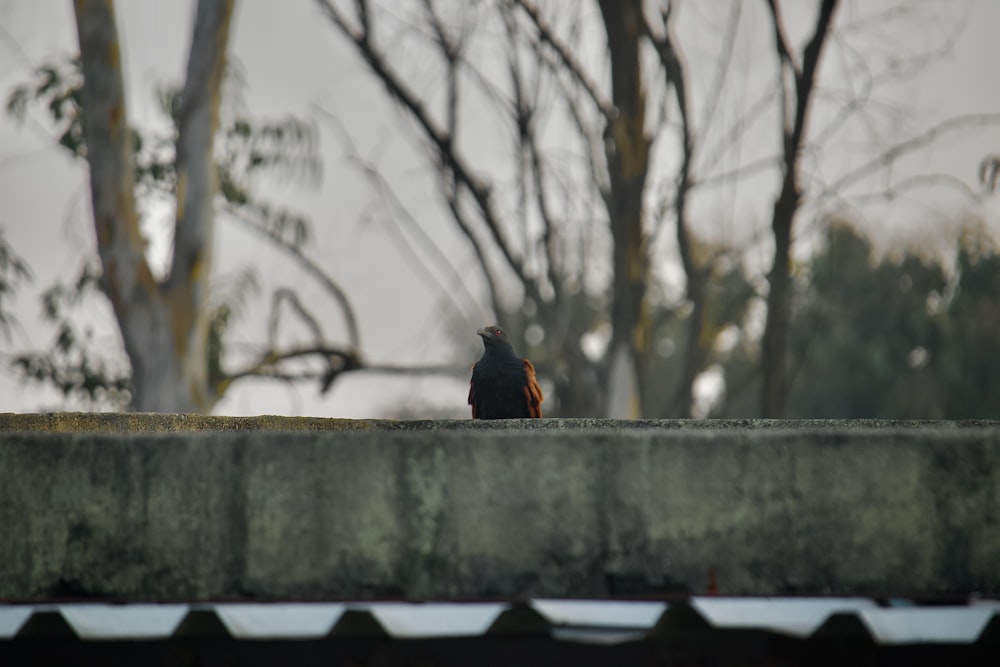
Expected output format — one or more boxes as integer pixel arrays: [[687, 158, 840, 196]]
[[555, 348, 604, 418], [641, 5, 705, 418], [676, 277, 706, 416], [599, 0, 651, 418], [761, 181, 796, 417], [74, 0, 234, 412], [760, 0, 839, 417], [164, 0, 234, 410]]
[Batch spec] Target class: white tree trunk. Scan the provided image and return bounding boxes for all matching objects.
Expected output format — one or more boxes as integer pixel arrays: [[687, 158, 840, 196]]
[[605, 342, 639, 418], [165, 0, 234, 410], [74, 0, 234, 412]]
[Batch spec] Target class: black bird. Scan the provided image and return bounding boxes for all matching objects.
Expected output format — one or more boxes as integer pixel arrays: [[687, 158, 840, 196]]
[[469, 325, 543, 419]]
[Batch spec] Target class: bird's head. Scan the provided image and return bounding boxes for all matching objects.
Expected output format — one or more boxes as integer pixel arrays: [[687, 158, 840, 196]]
[[477, 325, 515, 352]]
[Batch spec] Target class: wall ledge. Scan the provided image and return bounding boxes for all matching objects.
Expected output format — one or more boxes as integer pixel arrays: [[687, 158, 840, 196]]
[[2, 414, 998, 601]]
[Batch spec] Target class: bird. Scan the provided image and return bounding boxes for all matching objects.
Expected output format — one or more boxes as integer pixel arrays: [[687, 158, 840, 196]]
[[469, 325, 543, 419]]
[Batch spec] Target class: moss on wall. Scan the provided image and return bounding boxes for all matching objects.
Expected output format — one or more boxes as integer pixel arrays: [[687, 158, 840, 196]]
[[1, 415, 998, 601]]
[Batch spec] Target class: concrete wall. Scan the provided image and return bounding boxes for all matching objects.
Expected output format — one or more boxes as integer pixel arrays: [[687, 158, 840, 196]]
[[1, 415, 998, 601]]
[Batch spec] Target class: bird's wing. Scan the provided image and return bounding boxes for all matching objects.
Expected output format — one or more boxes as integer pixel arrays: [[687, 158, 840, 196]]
[[522, 359, 544, 418], [468, 363, 478, 418]]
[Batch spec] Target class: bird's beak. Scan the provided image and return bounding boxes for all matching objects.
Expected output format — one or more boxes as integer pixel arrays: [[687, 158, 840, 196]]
[[476, 327, 489, 338]]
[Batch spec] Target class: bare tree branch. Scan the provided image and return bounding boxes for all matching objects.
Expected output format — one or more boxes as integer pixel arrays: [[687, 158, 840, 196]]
[[760, 0, 840, 418], [545, 52, 612, 206], [808, 32, 873, 148], [823, 112, 1000, 196], [795, 0, 840, 146], [442, 188, 505, 315], [223, 342, 466, 386], [74, 0, 153, 310], [797, 173, 983, 245], [222, 344, 359, 385], [845, 173, 980, 207], [765, 0, 801, 72], [224, 205, 362, 352], [499, 2, 611, 305], [643, 4, 709, 417], [168, 0, 233, 292], [697, 1, 742, 140], [767, 0, 839, 163], [419, 0, 461, 140], [317, 0, 544, 308], [501, 4, 561, 303], [268, 287, 324, 347], [360, 363, 468, 377], [643, 6, 694, 242], [694, 155, 785, 191], [508, 0, 614, 119], [696, 89, 775, 176], [526, 126, 563, 301], [501, 3, 532, 275], [315, 106, 487, 328]]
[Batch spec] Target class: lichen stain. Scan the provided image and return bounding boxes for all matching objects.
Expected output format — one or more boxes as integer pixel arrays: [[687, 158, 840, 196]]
[[108, 102, 122, 129], [175, 173, 186, 221], [107, 38, 120, 69]]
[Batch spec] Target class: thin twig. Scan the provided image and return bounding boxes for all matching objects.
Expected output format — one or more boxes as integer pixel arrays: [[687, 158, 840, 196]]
[[823, 113, 1000, 196], [317, 0, 544, 307], [224, 205, 361, 351], [268, 287, 324, 347], [507, 0, 614, 119], [314, 106, 487, 328], [697, 1, 742, 140], [224, 341, 466, 384]]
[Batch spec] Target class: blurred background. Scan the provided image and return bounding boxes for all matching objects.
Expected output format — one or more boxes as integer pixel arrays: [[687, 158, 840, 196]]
[[0, 0, 998, 419]]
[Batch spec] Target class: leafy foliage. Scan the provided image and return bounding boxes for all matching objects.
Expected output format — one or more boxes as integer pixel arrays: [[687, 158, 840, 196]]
[[217, 109, 321, 250], [0, 230, 33, 341], [937, 227, 1000, 416], [781, 223, 1000, 419], [7, 58, 85, 158], [640, 257, 758, 417], [13, 262, 132, 408], [207, 267, 260, 387], [5, 56, 322, 407]]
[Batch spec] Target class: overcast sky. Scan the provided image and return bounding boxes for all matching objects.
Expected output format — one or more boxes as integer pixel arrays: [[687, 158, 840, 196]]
[[1, 0, 998, 417]]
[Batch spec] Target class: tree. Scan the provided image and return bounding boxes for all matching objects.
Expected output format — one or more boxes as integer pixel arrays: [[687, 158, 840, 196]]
[[317, 0, 731, 416], [7, 1, 998, 417], [7, 0, 459, 413], [315, 0, 997, 417], [758, 0, 839, 417], [0, 230, 32, 343], [784, 222, 948, 417], [69, 0, 236, 412], [755, 2, 1000, 416], [935, 226, 1000, 417], [772, 221, 1000, 419]]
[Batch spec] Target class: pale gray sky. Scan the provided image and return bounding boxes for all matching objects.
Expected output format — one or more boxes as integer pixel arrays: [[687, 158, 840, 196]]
[[1, 0, 998, 416]]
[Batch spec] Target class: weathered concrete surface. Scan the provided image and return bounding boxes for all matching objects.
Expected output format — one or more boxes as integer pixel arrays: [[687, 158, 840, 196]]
[[1, 414, 998, 601]]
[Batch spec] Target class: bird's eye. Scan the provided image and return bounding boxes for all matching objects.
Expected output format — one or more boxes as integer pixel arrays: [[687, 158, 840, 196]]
[[494, 328, 501, 335]]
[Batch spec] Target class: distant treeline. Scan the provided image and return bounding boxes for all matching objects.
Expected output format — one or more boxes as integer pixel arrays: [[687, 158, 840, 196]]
[[636, 223, 1000, 419]]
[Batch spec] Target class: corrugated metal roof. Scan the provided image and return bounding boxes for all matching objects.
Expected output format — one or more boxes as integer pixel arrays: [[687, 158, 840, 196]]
[[860, 605, 1000, 644], [690, 597, 877, 637], [2, 598, 998, 645]]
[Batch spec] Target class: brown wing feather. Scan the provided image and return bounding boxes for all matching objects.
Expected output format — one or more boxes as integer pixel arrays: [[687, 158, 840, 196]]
[[522, 359, 544, 418]]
